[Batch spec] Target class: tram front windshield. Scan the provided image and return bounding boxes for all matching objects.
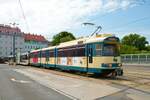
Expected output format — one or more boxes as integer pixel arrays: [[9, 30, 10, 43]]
[[102, 44, 119, 56]]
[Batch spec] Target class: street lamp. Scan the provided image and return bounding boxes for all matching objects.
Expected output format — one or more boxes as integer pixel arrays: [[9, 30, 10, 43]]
[[82, 22, 102, 36]]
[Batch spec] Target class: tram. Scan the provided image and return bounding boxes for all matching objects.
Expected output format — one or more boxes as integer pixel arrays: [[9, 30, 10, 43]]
[[17, 52, 29, 65], [29, 34, 123, 77]]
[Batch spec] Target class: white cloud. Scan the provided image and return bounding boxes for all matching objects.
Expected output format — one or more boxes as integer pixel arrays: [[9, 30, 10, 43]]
[[103, 0, 119, 12], [121, 1, 131, 9], [0, 0, 140, 39]]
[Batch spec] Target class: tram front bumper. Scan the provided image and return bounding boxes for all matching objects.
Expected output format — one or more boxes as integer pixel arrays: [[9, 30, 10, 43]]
[[101, 63, 123, 76]]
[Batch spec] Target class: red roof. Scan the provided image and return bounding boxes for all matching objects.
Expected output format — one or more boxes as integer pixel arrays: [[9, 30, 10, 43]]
[[24, 33, 47, 42], [0, 24, 21, 33]]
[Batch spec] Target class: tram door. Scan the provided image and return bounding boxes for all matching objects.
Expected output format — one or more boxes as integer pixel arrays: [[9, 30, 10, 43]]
[[87, 44, 93, 69], [45, 50, 49, 67]]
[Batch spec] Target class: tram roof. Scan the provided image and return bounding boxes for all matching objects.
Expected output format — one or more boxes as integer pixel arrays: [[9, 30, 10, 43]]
[[41, 46, 56, 51], [30, 49, 41, 53], [30, 34, 119, 52], [57, 34, 117, 48]]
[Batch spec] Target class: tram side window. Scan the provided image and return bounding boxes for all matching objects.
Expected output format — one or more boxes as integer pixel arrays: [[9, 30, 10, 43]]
[[77, 47, 85, 56], [67, 50, 71, 57], [38, 51, 41, 57], [33, 53, 35, 58], [62, 47, 76, 57], [71, 47, 77, 57], [58, 49, 64, 57], [33, 53, 37, 58], [62, 50, 65, 57], [63, 48, 72, 57], [95, 44, 102, 56], [32, 53, 33, 58], [46, 50, 50, 57], [57, 45, 85, 57], [63, 49, 67, 57], [73, 48, 77, 56], [50, 50, 54, 57], [45, 50, 50, 61], [66, 45, 85, 57], [42, 51, 46, 57]]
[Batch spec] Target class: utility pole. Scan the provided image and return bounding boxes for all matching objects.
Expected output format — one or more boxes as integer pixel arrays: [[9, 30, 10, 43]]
[[10, 22, 19, 63], [13, 33, 15, 62]]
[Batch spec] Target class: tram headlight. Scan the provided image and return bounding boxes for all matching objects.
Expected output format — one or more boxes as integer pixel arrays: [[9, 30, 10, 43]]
[[118, 63, 122, 67]]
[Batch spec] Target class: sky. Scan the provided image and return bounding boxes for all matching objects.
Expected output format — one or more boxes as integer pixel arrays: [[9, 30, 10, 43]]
[[0, 0, 150, 42]]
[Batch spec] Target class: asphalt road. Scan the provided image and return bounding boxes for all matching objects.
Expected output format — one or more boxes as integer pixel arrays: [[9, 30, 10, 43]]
[[0, 64, 71, 100]]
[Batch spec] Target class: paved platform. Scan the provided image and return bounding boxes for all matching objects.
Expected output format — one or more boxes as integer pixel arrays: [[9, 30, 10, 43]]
[[0, 64, 71, 100], [14, 68, 121, 100]]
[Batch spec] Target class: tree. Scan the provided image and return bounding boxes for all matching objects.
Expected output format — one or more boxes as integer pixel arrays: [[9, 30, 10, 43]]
[[121, 34, 148, 50], [52, 31, 76, 46], [146, 45, 150, 51], [120, 45, 138, 54]]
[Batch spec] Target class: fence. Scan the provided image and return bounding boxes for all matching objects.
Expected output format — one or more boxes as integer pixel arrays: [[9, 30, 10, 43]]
[[121, 54, 150, 64]]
